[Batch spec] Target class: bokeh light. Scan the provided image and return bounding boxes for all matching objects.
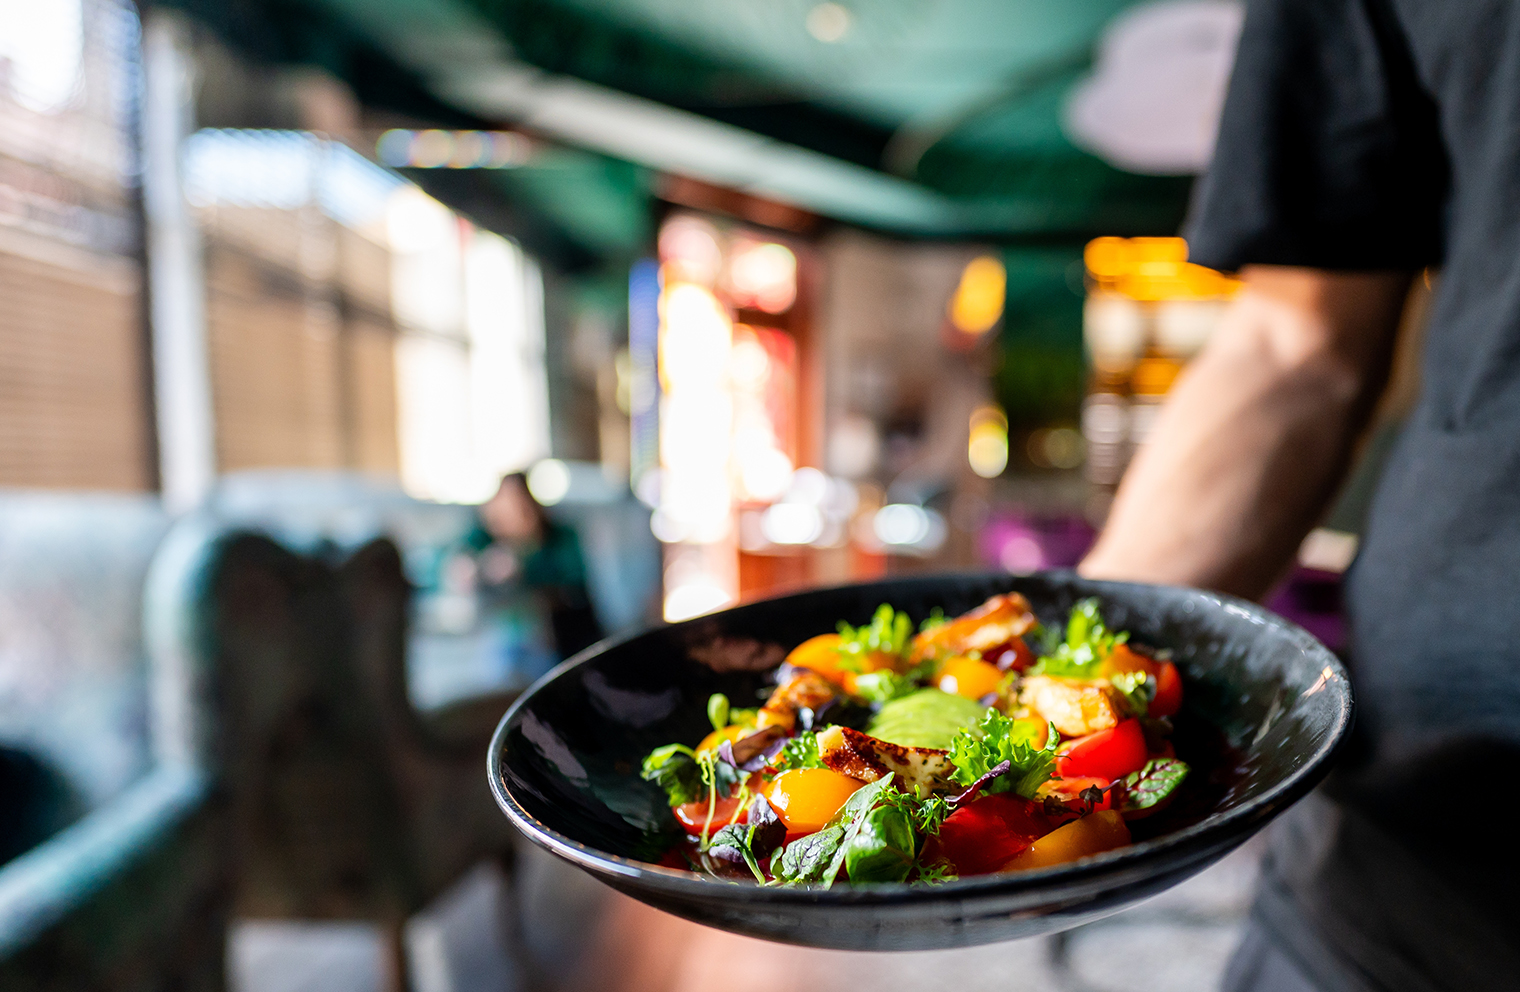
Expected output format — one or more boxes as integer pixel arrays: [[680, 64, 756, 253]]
[[949, 255, 1007, 335]]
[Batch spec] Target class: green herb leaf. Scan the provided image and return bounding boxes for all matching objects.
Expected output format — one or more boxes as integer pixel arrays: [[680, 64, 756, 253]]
[[1031, 598, 1128, 678], [918, 608, 948, 635], [821, 775, 898, 883], [1120, 758, 1190, 811], [707, 822, 765, 882], [772, 732, 825, 772], [916, 861, 958, 883], [947, 710, 1059, 798], [776, 825, 844, 883], [881, 789, 951, 836], [842, 803, 917, 883], [838, 604, 914, 662], [699, 750, 742, 800], [640, 744, 701, 806], [707, 693, 730, 732], [1109, 670, 1155, 718]]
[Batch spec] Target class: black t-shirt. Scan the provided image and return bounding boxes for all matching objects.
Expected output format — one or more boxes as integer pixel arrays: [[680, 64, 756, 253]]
[[1187, 2, 1520, 990]]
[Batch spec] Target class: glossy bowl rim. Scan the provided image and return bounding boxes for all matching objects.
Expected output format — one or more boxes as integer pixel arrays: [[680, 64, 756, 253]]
[[487, 572, 1352, 905]]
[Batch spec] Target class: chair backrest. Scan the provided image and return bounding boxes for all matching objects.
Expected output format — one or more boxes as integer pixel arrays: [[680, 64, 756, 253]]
[[0, 491, 168, 827]]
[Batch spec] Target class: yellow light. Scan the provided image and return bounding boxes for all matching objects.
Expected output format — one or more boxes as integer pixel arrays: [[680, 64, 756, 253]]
[[1084, 236, 1241, 301], [949, 255, 1006, 335], [968, 404, 1009, 478]]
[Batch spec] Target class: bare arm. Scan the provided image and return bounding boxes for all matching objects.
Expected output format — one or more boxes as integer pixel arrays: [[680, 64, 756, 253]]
[[1079, 266, 1413, 600]]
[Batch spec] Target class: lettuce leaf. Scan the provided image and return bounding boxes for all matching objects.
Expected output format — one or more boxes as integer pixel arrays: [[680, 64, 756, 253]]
[[837, 604, 914, 667], [1031, 598, 1128, 678], [946, 709, 1058, 799]]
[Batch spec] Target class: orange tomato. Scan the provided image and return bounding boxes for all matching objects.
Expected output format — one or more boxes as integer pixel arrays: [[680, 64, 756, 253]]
[[783, 633, 896, 694], [1000, 810, 1131, 871], [935, 655, 1003, 700], [696, 724, 746, 755], [764, 768, 865, 832]]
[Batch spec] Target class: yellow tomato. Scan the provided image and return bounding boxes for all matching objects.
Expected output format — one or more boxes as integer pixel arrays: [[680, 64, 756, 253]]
[[784, 633, 895, 694], [696, 724, 746, 755], [935, 655, 1003, 700], [1000, 810, 1131, 872], [764, 768, 865, 832]]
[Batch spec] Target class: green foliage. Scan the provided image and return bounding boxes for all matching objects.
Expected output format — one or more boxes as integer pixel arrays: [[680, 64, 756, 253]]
[[707, 822, 765, 882], [1109, 670, 1155, 717], [843, 803, 917, 883], [881, 789, 951, 837], [916, 861, 958, 883], [707, 693, 730, 731], [947, 709, 1059, 798], [837, 605, 914, 666], [1032, 598, 1128, 678], [1120, 758, 1190, 811], [640, 744, 701, 807], [774, 825, 843, 884], [772, 732, 825, 772]]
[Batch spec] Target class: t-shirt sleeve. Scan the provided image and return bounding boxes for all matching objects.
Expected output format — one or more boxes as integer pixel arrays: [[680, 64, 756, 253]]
[[1184, 0, 1448, 272]]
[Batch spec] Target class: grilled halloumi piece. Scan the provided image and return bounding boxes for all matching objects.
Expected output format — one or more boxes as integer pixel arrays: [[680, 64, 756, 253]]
[[815, 725, 955, 798], [1018, 675, 1126, 737], [909, 593, 1038, 664]]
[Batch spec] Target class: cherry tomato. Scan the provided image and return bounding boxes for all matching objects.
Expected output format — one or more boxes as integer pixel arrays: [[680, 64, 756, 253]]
[[1056, 719, 1149, 782], [1040, 776, 1116, 816], [920, 793, 1052, 876], [1002, 810, 1131, 871], [696, 724, 746, 755], [673, 793, 749, 835], [783, 633, 895, 694], [1149, 661, 1183, 719], [765, 768, 865, 833], [935, 655, 1003, 700]]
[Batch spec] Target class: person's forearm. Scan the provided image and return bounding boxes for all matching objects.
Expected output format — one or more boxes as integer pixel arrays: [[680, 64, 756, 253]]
[[1079, 268, 1412, 599]]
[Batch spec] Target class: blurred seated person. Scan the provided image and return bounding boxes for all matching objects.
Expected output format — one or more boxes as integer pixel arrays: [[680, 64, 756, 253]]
[[467, 473, 604, 685]]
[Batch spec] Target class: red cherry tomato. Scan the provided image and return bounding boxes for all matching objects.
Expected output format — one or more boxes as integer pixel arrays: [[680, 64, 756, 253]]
[[919, 793, 1052, 876], [1150, 661, 1183, 719], [1041, 776, 1116, 818], [1056, 719, 1149, 782], [673, 793, 748, 835]]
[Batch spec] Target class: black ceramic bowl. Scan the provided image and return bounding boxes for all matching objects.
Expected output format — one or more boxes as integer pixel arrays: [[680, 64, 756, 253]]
[[488, 572, 1350, 950]]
